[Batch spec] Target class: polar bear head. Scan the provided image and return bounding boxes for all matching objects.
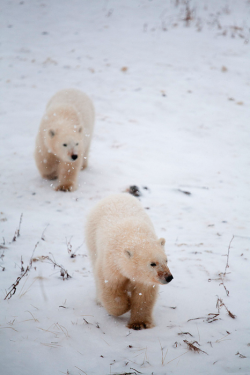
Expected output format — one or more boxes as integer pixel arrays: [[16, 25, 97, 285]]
[[43, 106, 83, 163], [120, 237, 173, 286]]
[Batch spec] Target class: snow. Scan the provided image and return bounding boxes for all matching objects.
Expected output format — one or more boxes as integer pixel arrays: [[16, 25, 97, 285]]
[[0, 0, 250, 374]]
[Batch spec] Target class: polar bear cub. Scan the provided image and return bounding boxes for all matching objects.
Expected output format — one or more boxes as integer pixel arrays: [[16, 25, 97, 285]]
[[34, 88, 94, 191], [85, 193, 173, 330]]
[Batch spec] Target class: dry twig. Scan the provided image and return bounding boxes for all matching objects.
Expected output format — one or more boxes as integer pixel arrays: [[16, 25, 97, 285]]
[[216, 297, 236, 319], [207, 313, 220, 323], [178, 331, 193, 337], [130, 369, 142, 374], [235, 351, 246, 359], [12, 213, 23, 242], [4, 242, 39, 300], [34, 254, 71, 280], [66, 237, 83, 258], [74, 367, 87, 374], [183, 0, 195, 27], [219, 236, 234, 296], [159, 339, 168, 365], [188, 313, 220, 323], [20, 256, 24, 272], [209, 236, 235, 296], [223, 236, 234, 276], [183, 340, 208, 355], [66, 236, 73, 255], [216, 332, 231, 343], [41, 225, 49, 241]]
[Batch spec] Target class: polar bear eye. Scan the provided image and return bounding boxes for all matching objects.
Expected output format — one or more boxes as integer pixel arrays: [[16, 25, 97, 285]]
[[150, 262, 157, 267], [76, 143, 79, 146], [63, 143, 67, 147]]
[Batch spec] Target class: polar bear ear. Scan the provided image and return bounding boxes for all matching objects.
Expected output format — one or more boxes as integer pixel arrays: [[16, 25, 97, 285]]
[[49, 129, 55, 137], [159, 238, 166, 246], [78, 127, 82, 133], [124, 249, 133, 258]]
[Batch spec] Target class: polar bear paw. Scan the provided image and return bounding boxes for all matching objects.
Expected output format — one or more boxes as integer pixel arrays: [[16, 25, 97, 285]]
[[127, 320, 154, 330], [55, 183, 75, 192]]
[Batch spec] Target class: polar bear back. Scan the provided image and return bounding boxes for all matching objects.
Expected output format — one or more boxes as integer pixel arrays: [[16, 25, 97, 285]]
[[85, 193, 155, 267], [46, 88, 94, 136]]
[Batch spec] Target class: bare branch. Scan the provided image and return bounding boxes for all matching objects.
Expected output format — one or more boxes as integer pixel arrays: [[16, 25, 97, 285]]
[[4, 265, 30, 300], [41, 225, 49, 241], [223, 235, 234, 276], [216, 297, 236, 319], [66, 237, 83, 258], [4, 241, 39, 300], [178, 332, 193, 337], [12, 213, 23, 242], [35, 254, 71, 280], [183, 340, 208, 355]]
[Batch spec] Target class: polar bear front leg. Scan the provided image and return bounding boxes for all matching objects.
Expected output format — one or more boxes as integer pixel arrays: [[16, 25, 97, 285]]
[[127, 283, 159, 330], [56, 160, 81, 192], [35, 148, 58, 180], [98, 273, 131, 317], [81, 144, 90, 170]]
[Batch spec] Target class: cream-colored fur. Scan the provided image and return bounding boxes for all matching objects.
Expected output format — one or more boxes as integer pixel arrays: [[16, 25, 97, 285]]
[[34, 88, 94, 191], [85, 193, 173, 330]]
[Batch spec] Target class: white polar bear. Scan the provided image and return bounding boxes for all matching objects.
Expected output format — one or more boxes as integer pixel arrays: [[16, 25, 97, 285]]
[[34, 88, 94, 191], [85, 193, 173, 330]]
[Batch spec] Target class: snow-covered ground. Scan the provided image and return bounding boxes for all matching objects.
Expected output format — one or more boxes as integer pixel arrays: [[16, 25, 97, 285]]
[[1, 1, 250, 374]]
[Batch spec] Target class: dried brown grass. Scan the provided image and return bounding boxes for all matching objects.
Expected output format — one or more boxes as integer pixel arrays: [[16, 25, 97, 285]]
[[216, 297, 236, 319], [183, 340, 208, 355], [33, 253, 71, 280], [4, 241, 39, 300]]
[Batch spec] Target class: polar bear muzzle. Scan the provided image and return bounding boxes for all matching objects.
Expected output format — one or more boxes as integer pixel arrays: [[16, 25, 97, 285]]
[[158, 271, 174, 284], [165, 274, 174, 283]]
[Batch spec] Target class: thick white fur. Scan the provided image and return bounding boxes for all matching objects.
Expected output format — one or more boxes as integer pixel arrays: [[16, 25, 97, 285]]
[[85, 193, 173, 330], [34, 88, 94, 191]]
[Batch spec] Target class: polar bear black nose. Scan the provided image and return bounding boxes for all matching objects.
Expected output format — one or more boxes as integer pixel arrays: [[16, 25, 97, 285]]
[[71, 154, 78, 161], [165, 275, 173, 283]]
